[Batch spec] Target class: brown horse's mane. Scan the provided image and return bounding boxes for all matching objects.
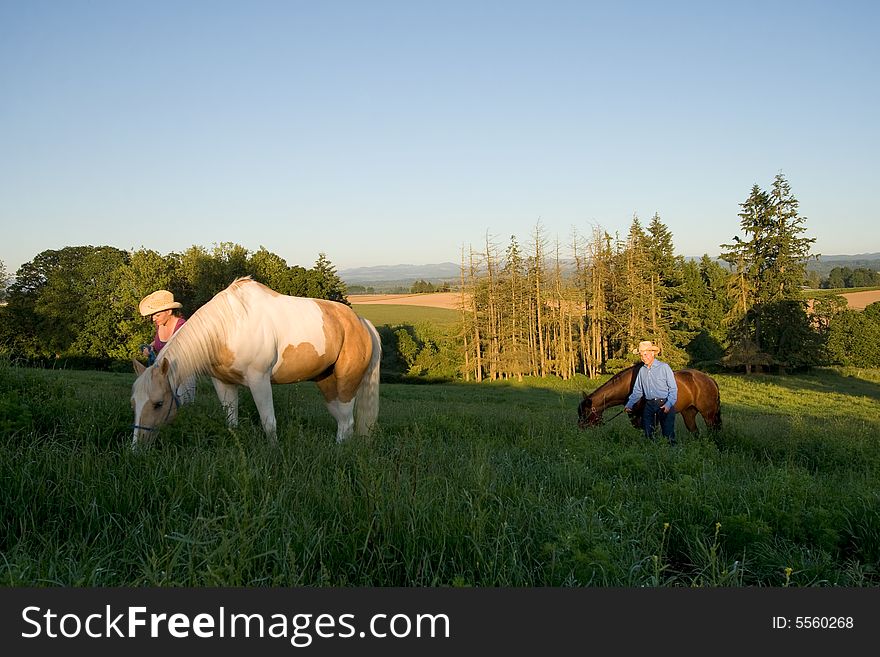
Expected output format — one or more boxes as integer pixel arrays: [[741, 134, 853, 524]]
[[590, 363, 642, 400]]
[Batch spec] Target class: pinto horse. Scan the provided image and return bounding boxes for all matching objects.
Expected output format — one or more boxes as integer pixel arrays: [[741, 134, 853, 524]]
[[577, 364, 721, 434], [131, 277, 381, 448]]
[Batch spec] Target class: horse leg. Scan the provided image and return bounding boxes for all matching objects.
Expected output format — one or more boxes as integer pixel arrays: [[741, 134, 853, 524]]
[[315, 376, 355, 443], [246, 374, 278, 446], [328, 398, 356, 443], [211, 377, 240, 428], [681, 407, 699, 435]]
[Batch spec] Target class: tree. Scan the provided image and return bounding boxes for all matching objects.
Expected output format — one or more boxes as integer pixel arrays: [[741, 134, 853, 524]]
[[2, 246, 129, 358], [825, 307, 880, 367], [644, 213, 689, 367], [525, 221, 549, 377], [680, 256, 728, 364], [249, 247, 292, 292], [501, 235, 529, 380], [0, 259, 7, 303], [582, 228, 614, 377], [173, 244, 227, 311], [720, 173, 818, 370], [114, 249, 180, 358], [617, 216, 653, 357]]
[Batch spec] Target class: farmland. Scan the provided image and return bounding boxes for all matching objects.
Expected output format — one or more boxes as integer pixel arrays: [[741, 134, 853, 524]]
[[1, 358, 878, 587], [807, 287, 880, 310]]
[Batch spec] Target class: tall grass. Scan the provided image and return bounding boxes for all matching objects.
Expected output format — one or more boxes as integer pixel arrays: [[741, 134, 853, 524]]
[[1, 361, 878, 586]]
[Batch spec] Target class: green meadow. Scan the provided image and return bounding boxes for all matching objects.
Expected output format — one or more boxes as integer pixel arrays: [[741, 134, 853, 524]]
[[351, 303, 461, 328], [1, 359, 878, 587]]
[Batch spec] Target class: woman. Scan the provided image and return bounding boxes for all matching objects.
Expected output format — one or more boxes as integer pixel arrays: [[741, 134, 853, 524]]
[[138, 289, 186, 365]]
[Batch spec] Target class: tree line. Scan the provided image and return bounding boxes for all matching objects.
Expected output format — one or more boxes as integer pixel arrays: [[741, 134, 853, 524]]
[[0, 243, 347, 367], [821, 266, 880, 289], [457, 173, 880, 379], [1, 173, 878, 376]]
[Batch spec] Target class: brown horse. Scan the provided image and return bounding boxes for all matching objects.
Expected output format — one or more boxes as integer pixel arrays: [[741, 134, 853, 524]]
[[577, 364, 721, 434]]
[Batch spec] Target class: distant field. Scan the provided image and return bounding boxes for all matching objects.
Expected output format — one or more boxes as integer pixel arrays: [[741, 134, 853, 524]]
[[352, 303, 460, 327], [348, 292, 463, 309], [806, 287, 880, 311], [830, 289, 880, 310]]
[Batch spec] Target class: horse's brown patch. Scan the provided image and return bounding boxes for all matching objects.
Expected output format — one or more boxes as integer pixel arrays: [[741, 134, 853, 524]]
[[312, 302, 372, 403], [212, 344, 245, 384], [272, 342, 327, 384]]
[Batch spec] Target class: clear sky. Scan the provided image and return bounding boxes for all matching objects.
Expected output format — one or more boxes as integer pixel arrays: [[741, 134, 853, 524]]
[[1, 0, 877, 276]]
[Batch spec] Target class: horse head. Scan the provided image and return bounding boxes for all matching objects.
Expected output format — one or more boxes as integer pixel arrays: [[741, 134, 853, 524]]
[[577, 392, 603, 428], [131, 358, 180, 448]]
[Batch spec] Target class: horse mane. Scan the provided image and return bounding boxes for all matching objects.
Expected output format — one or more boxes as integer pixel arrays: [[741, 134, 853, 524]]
[[158, 277, 259, 385], [590, 363, 641, 398]]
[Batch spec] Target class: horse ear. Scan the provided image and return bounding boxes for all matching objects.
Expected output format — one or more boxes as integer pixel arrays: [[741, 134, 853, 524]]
[[159, 359, 170, 376], [133, 359, 146, 376]]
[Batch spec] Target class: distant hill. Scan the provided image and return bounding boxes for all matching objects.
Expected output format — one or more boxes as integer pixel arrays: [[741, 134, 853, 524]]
[[341, 253, 880, 291], [806, 253, 880, 275], [684, 253, 880, 274], [340, 262, 460, 288]]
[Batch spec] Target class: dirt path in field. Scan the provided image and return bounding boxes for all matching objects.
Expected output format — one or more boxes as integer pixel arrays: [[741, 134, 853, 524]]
[[348, 292, 466, 310], [351, 290, 880, 312]]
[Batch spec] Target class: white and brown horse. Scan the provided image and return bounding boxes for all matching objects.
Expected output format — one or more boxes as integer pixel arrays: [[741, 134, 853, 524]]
[[131, 277, 381, 448]]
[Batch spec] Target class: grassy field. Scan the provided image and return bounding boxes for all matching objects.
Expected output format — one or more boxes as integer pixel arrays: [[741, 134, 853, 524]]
[[351, 303, 461, 327], [1, 361, 879, 587], [808, 285, 880, 297]]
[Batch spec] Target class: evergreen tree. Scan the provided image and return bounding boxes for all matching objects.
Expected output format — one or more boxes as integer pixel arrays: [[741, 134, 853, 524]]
[[0, 259, 7, 302], [582, 228, 614, 377], [680, 257, 726, 364], [720, 173, 818, 370], [645, 213, 688, 367], [309, 253, 348, 304], [501, 235, 529, 380], [617, 216, 653, 357]]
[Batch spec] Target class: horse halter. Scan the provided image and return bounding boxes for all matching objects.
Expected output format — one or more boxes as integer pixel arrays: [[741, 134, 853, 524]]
[[132, 387, 182, 434], [579, 392, 626, 427]]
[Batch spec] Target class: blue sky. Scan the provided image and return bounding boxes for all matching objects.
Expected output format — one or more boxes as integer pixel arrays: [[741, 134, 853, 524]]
[[1, 0, 877, 276]]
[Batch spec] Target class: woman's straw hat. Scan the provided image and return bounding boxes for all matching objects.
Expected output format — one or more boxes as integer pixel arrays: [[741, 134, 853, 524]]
[[139, 290, 182, 317], [634, 340, 661, 354]]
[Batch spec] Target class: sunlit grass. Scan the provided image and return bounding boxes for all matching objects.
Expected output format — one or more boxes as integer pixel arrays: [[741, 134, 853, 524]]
[[1, 360, 878, 586], [351, 304, 460, 327]]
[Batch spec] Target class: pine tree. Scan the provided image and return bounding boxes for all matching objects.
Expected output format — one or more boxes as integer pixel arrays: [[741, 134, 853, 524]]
[[720, 173, 818, 370], [618, 216, 653, 357], [501, 235, 528, 380], [312, 253, 348, 304]]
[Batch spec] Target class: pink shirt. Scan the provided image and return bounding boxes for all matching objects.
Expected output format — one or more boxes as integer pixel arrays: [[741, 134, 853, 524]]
[[151, 317, 186, 354]]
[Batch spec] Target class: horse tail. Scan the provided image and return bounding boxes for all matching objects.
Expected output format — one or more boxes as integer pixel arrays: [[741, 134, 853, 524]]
[[355, 318, 382, 435]]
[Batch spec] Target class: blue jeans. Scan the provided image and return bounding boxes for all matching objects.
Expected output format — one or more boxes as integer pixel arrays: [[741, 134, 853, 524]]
[[642, 399, 676, 444]]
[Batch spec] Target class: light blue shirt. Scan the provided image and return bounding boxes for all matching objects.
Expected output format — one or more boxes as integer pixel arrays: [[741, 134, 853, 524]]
[[626, 360, 678, 411]]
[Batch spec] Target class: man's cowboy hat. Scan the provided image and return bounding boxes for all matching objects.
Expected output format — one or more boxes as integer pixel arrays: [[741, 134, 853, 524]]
[[139, 290, 183, 317], [634, 340, 661, 354]]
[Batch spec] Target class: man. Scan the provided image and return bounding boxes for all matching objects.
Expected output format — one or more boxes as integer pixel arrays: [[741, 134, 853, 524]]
[[625, 340, 678, 444]]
